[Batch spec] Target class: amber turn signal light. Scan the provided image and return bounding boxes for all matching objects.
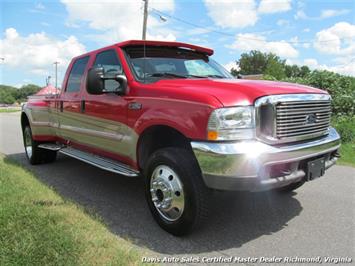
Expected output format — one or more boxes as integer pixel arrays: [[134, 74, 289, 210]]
[[207, 131, 218, 141]]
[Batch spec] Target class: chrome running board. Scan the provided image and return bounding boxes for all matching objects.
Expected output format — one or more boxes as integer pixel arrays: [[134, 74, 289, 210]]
[[59, 147, 139, 177], [38, 143, 65, 151]]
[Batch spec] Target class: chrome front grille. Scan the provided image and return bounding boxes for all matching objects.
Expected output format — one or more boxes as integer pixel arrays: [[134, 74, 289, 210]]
[[276, 100, 331, 139], [255, 94, 332, 144]]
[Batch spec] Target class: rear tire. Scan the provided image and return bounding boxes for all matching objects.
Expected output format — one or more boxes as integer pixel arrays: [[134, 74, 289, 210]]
[[144, 147, 210, 236], [23, 125, 57, 165]]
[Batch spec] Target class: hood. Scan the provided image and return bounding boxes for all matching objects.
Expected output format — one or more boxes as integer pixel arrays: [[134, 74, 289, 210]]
[[153, 78, 327, 107]]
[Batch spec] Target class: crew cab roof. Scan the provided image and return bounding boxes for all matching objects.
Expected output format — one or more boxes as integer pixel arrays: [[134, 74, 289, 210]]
[[117, 40, 214, 56], [70, 40, 214, 61]]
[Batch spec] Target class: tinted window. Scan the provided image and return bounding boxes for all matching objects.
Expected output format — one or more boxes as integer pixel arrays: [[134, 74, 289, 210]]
[[124, 46, 233, 83], [66, 56, 89, 93], [94, 50, 123, 92]]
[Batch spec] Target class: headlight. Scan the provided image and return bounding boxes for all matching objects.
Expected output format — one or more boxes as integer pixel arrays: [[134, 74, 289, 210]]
[[207, 106, 255, 140]]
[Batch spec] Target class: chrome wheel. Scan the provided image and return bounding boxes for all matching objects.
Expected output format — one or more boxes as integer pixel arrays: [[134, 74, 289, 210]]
[[150, 165, 185, 222], [24, 127, 33, 159]]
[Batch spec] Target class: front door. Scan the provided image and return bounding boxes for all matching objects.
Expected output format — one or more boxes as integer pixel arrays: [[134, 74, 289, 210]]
[[77, 49, 138, 167]]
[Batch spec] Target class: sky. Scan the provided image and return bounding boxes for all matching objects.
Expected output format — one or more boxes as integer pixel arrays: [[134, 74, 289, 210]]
[[0, 0, 354, 88]]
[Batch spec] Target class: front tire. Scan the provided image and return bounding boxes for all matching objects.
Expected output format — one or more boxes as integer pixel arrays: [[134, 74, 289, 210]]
[[23, 125, 57, 165], [144, 147, 210, 236]]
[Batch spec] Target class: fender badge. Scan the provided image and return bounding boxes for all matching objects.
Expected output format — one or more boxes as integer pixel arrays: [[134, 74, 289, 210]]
[[128, 102, 142, 110]]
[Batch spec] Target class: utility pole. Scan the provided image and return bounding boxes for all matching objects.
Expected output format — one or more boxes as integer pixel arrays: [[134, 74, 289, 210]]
[[142, 0, 149, 40], [53, 61, 59, 88]]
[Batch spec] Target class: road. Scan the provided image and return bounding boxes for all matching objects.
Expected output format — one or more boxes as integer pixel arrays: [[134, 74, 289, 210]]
[[1, 112, 354, 265]]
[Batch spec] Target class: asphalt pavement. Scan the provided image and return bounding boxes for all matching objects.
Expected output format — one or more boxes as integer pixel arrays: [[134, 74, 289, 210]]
[[0, 112, 354, 265]]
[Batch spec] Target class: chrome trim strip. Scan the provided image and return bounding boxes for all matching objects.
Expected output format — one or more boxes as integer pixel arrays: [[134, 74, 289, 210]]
[[60, 125, 124, 141], [32, 121, 52, 127], [255, 94, 331, 105]]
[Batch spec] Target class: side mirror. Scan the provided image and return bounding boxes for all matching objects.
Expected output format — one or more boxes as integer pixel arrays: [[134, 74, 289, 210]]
[[114, 75, 128, 95], [86, 67, 128, 95], [87, 67, 105, 95]]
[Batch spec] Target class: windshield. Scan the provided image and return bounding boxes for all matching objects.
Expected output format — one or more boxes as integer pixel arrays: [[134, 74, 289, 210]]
[[124, 46, 233, 83]]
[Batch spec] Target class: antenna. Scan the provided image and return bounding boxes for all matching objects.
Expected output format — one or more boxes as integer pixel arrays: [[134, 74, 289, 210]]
[[142, 0, 148, 83], [143, 40, 147, 84], [142, 0, 149, 40]]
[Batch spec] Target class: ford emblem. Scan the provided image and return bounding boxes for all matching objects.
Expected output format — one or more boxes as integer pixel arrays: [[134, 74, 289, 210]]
[[305, 113, 317, 124]]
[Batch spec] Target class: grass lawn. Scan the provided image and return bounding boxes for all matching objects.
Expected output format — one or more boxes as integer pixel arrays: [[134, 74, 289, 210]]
[[337, 142, 355, 167], [0, 156, 147, 266], [331, 116, 354, 167], [0, 108, 21, 113]]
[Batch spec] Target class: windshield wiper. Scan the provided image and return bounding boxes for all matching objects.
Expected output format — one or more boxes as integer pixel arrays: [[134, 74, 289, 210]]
[[187, 74, 226, 79], [147, 72, 188, 78], [206, 74, 225, 79], [146, 72, 226, 79], [187, 74, 207, 78]]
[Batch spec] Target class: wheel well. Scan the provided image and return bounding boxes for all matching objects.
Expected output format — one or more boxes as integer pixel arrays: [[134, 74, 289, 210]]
[[21, 112, 30, 131], [137, 126, 192, 170]]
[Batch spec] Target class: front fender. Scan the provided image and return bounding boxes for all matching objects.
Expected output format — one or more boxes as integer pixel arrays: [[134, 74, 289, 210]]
[[132, 100, 213, 140]]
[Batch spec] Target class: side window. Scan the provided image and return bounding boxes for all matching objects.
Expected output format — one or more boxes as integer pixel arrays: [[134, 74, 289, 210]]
[[94, 50, 123, 92], [66, 56, 89, 93]]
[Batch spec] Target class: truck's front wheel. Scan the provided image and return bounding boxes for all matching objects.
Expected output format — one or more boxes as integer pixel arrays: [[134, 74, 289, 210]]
[[144, 148, 210, 236]]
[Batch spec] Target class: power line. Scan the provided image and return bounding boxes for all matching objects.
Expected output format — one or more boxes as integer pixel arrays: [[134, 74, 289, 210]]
[[337, 57, 355, 67], [150, 8, 235, 37], [150, 7, 354, 45]]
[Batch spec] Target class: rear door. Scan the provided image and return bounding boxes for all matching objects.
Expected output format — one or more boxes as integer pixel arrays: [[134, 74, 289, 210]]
[[58, 56, 90, 143]]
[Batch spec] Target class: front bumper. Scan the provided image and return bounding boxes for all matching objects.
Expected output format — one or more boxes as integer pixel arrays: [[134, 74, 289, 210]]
[[191, 127, 340, 191]]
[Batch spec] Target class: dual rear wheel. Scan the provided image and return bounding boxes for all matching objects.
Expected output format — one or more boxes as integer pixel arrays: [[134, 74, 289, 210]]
[[23, 125, 57, 165]]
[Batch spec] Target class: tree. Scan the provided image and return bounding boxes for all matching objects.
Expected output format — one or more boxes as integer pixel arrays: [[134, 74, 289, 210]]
[[285, 64, 311, 78], [285, 64, 300, 78], [230, 50, 314, 80], [265, 58, 286, 80], [0, 84, 41, 104], [0, 85, 17, 104], [236, 50, 268, 75], [2, 94, 16, 104], [234, 50, 286, 79], [300, 65, 311, 77], [17, 84, 41, 100], [230, 68, 239, 77]]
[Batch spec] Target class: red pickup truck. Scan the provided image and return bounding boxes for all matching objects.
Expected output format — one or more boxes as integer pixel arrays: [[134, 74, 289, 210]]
[[21, 40, 340, 235]]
